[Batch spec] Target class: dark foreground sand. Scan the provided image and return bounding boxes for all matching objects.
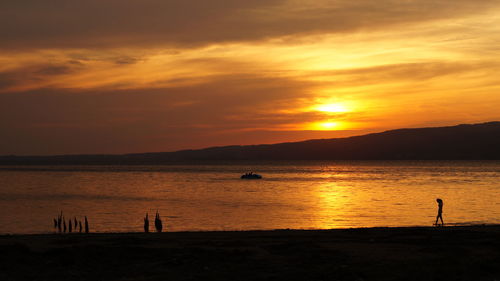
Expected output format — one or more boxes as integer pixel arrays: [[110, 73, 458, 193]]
[[1, 226, 500, 281]]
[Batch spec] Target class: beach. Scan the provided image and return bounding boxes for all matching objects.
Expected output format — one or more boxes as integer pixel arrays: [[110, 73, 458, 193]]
[[1, 225, 500, 281]]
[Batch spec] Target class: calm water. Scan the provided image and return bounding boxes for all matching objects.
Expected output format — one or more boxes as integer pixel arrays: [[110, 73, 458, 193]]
[[1, 161, 500, 234]]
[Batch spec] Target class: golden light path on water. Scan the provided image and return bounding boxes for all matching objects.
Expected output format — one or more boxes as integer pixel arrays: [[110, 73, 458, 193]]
[[1, 161, 500, 234]]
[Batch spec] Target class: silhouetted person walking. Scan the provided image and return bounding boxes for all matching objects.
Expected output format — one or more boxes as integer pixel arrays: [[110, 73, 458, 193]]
[[53, 218, 57, 230], [84, 216, 89, 233], [79, 221, 82, 233], [74, 217, 77, 228], [63, 218, 67, 233], [144, 213, 149, 233], [68, 219, 72, 233], [435, 198, 444, 226]]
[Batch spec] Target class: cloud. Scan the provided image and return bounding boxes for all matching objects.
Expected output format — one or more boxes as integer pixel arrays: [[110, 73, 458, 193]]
[[0, 70, 382, 154], [35, 65, 74, 76], [0, 61, 85, 91], [1, 0, 498, 50], [1, 58, 500, 155], [307, 61, 500, 88], [0, 74, 318, 154]]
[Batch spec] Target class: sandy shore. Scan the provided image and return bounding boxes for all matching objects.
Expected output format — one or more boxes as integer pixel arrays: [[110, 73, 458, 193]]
[[1, 225, 500, 281]]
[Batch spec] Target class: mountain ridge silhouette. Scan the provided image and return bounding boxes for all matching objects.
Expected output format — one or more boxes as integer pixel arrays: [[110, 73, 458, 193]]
[[2, 121, 500, 164]]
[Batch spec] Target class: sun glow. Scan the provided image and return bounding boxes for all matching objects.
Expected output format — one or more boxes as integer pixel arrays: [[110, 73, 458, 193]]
[[321, 122, 338, 129], [308, 121, 345, 131], [316, 103, 349, 113]]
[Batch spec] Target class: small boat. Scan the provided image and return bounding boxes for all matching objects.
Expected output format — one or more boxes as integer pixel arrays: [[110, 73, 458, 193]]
[[241, 173, 262, 179]]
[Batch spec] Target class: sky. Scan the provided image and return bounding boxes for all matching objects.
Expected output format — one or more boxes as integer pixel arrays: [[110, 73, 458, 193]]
[[1, 0, 500, 155]]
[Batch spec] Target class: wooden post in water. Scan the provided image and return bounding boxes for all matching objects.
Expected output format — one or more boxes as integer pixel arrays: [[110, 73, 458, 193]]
[[57, 212, 62, 233], [84, 216, 89, 233], [155, 211, 163, 233], [144, 213, 149, 233]]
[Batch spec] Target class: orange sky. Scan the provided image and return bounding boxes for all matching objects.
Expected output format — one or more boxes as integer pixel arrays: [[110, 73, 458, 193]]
[[1, 0, 500, 155]]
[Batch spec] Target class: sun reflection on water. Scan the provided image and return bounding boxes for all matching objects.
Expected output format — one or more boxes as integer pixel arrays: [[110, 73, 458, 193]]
[[309, 182, 354, 229]]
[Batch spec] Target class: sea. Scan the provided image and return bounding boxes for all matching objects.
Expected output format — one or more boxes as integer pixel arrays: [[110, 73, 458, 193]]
[[1, 161, 499, 234]]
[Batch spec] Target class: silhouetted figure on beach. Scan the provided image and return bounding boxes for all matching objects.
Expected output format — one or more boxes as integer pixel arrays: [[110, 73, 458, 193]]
[[79, 221, 82, 233], [53, 218, 57, 230], [68, 219, 72, 233], [144, 213, 149, 233], [84, 216, 89, 233], [155, 211, 163, 233], [435, 198, 444, 226], [74, 217, 77, 228], [63, 218, 67, 233]]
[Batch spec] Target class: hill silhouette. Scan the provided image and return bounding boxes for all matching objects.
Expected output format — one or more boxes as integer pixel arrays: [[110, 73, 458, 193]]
[[1, 121, 500, 165]]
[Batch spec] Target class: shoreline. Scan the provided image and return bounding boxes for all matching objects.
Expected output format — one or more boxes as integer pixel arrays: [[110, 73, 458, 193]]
[[2, 225, 500, 280], [1, 223, 499, 236]]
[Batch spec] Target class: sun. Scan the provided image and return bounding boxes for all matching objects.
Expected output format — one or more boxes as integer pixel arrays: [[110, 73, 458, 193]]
[[307, 121, 346, 131], [320, 122, 339, 129]]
